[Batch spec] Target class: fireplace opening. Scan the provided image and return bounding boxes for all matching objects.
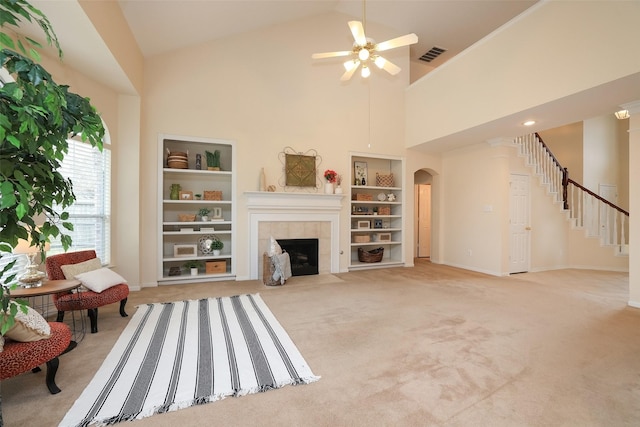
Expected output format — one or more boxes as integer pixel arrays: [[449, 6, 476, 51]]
[[277, 238, 319, 276]]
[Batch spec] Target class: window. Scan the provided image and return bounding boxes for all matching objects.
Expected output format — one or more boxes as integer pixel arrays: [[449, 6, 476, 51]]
[[49, 138, 111, 264]]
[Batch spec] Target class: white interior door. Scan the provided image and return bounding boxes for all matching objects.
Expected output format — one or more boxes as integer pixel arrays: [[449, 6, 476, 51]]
[[417, 184, 431, 258], [509, 174, 530, 273]]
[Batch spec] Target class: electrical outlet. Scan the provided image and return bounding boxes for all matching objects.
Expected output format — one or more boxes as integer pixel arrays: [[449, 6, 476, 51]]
[[468, 249, 472, 256]]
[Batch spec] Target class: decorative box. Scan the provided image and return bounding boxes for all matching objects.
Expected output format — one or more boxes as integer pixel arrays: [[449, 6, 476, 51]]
[[353, 234, 370, 243], [173, 244, 197, 257], [206, 261, 226, 274], [204, 190, 222, 200], [373, 232, 392, 242], [352, 193, 373, 201], [378, 206, 391, 215]]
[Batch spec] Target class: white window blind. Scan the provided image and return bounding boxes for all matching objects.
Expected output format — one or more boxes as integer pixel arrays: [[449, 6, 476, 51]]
[[49, 139, 111, 264]]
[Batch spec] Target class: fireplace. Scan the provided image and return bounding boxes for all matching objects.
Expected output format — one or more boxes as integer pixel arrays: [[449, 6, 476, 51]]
[[277, 238, 319, 276], [245, 191, 343, 280]]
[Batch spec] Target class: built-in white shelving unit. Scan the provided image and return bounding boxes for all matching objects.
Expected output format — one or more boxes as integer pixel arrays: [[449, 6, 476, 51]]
[[349, 153, 405, 270], [157, 134, 236, 284]]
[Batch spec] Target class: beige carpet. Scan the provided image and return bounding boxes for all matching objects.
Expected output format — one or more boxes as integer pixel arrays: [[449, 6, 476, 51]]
[[3, 260, 640, 426]]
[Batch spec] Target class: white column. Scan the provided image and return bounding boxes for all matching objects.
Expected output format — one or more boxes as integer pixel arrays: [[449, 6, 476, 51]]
[[623, 101, 640, 307]]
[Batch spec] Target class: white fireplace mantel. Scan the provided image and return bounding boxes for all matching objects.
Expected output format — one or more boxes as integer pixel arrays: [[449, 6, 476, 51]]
[[245, 191, 344, 279]]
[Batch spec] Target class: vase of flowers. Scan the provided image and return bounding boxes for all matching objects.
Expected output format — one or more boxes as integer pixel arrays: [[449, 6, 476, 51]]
[[324, 169, 337, 194]]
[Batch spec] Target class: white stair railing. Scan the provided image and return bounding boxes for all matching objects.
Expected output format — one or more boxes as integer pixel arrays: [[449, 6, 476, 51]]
[[513, 133, 564, 204], [514, 133, 629, 252]]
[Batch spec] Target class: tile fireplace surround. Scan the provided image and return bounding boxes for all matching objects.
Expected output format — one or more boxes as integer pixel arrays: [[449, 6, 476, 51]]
[[245, 191, 344, 280]]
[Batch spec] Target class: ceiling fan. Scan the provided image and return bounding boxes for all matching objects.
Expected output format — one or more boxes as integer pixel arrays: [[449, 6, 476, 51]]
[[311, 1, 418, 81]]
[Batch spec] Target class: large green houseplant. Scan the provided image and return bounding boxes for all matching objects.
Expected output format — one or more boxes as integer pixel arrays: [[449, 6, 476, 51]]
[[0, 0, 105, 334]]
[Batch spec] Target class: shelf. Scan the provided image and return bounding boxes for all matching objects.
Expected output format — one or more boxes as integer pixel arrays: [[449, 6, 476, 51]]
[[348, 260, 404, 270], [350, 241, 401, 247], [349, 152, 405, 271], [158, 134, 236, 283], [158, 272, 234, 284], [162, 254, 231, 262], [163, 168, 232, 176], [163, 201, 231, 206], [351, 185, 401, 191], [351, 228, 401, 232], [163, 230, 232, 236]]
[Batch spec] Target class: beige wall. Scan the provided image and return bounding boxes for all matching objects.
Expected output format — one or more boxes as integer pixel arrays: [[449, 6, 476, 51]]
[[406, 1, 640, 148], [539, 123, 583, 183], [139, 12, 421, 283]]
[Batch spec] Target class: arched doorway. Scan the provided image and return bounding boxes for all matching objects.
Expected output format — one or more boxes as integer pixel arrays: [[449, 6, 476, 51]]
[[414, 169, 434, 259]]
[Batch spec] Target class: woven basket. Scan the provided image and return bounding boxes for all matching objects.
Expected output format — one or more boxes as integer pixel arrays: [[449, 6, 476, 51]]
[[358, 247, 384, 263], [378, 206, 391, 215], [353, 234, 370, 243], [353, 193, 373, 201], [204, 190, 222, 200], [178, 214, 196, 222], [376, 173, 394, 187]]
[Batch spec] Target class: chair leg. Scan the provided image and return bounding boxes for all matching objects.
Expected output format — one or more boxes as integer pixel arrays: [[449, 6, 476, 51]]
[[56, 311, 65, 322], [119, 298, 128, 317], [88, 308, 98, 333], [45, 357, 62, 394]]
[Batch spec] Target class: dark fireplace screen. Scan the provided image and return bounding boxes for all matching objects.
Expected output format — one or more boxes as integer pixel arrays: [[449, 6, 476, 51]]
[[277, 238, 319, 276]]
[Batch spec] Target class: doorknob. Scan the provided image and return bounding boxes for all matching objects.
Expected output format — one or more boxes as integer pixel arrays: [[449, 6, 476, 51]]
[[525, 226, 531, 230]]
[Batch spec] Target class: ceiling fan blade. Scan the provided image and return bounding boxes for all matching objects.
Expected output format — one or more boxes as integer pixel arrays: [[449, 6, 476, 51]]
[[311, 50, 352, 59], [375, 33, 418, 52], [341, 61, 360, 81], [375, 56, 401, 75], [348, 21, 367, 46]]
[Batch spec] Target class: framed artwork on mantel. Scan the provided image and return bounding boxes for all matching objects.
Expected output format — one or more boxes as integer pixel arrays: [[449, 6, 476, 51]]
[[285, 153, 316, 187], [354, 161, 368, 185]]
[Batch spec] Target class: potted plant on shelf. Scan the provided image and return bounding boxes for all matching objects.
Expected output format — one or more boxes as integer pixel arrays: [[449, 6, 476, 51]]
[[197, 208, 211, 222], [210, 237, 224, 256], [0, 0, 105, 336], [182, 260, 203, 276], [205, 150, 221, 171]]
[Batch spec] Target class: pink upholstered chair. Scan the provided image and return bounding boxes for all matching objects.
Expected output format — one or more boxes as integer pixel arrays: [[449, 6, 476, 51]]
[[0, 322, 72, 394], [45, 250, 129, 333]]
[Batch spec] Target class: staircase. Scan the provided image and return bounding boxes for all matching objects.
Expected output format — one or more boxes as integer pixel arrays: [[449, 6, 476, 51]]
[[513, 133, 629, 258]]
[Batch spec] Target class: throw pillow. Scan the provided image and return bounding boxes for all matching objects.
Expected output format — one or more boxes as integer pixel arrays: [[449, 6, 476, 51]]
[[74, 267, 127, 293], [4, 305, 51, 342], [60, 257, 102, 280]]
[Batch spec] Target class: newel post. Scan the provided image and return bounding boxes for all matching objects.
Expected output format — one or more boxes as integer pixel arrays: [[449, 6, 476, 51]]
[[562, 167, 569, 210]]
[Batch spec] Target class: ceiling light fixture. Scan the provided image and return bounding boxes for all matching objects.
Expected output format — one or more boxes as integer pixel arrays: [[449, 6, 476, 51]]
[[523, 120, 536, 126], [614, 110, 630, 120], [311, 0, 418, 81]]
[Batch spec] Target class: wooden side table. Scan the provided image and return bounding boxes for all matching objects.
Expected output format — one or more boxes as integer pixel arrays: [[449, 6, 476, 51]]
[[11, 279, 86, 343]]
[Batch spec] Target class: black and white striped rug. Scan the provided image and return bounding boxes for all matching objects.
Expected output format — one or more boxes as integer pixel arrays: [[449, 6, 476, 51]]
[[60, 294, 319, 426]]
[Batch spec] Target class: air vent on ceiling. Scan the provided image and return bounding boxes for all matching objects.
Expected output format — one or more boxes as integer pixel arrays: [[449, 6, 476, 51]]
[[419, 46, 447, 63]]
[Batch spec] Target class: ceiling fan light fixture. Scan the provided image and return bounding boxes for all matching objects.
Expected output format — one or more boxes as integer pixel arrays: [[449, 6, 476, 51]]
[[374, 56, 386, 69], [615, 110, 630, 120], [358, 48, 370, 61], [361, 65, 371, 78], [344, 60, 358, 71]]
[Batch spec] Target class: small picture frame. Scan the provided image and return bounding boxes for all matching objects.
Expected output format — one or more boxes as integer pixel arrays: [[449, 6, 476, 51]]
[[179, 191, 193, 200], [354, 161, 368, 185], [173, 244, 197, 257], [373, 219, 383, 229], [357, 220, 370, 229]]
